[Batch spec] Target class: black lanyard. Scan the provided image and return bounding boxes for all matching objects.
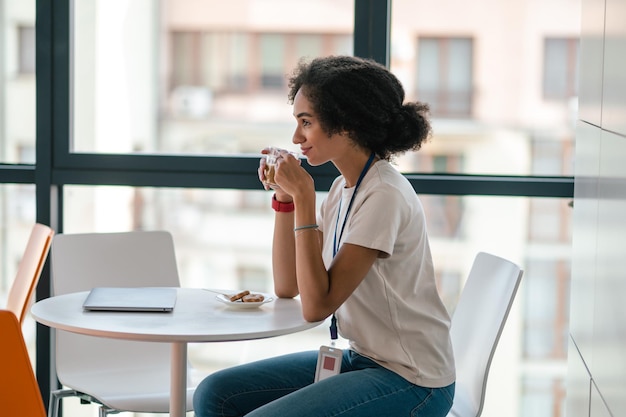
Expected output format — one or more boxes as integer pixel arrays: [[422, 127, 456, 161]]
[[329, 152, 376, 341]]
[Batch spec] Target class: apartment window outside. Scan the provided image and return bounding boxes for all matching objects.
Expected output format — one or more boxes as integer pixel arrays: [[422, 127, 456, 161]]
[[416, 37, 473, 118], [18, 25, 36, 74], [433, 154, 463, 173], [523, 258, 570, 359], [295, 34, 324, 60], [228, 33, 250, 90], [170, 31, 351, 96], [435, 268, 463, 314], [17, 144, 36, 165], [2, 12, 36, 164], [532, 137, 575, 177], [170, 32, 201, 87], [421, 195, 464, 238], [520, 257, 570, 417], [521, 377, 566, 417], [259, 34, 286, 89], [543, 38, 579, 100], [528, 199, 572, 242]]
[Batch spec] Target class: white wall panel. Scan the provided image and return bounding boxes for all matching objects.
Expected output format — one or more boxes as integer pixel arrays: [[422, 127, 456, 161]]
[[578, 0, 606, 126], [566, 337, 591, 417], [570, 121, 601, 363], [573, 1, 626, 416], [602, 0, 626, 134], [590, 380, 614, 417], [593, 130, 626, 416]]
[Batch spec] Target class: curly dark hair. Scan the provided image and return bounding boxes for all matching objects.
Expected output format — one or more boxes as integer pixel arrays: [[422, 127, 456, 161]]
[[287, 55, 432, 161]]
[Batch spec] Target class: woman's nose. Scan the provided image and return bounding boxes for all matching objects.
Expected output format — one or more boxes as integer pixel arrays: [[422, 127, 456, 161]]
[[292, 128, 304, 145]]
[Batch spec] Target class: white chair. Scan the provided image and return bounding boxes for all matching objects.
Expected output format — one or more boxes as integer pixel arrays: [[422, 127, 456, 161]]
[[48, 231, 197, 417], [446, 252, 523, 417]]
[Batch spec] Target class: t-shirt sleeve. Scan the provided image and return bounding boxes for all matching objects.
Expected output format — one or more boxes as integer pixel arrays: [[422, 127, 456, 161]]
[[342, 186, 408, 258]]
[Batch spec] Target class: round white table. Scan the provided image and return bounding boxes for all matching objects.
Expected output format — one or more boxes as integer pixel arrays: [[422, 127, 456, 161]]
[[31, 288, 322, 417]]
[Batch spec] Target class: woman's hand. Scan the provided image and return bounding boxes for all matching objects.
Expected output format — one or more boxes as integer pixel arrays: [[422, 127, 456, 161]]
[[258, 148, 273, 191], [258, 148, 310, 200], [275, 151, 316, 202]]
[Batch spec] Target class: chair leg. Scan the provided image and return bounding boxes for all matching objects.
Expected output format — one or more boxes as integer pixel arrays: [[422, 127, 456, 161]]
[[48, 389, 80, 417], [99, 405, 120, 417]]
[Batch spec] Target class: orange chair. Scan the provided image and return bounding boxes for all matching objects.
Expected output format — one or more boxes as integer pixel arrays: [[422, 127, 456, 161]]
[[6, 223, 54, 324], [0, 309, 47, 416]]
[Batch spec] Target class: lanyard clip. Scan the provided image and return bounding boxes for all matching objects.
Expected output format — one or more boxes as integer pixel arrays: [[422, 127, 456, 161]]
[[329, 314, 338, 342]]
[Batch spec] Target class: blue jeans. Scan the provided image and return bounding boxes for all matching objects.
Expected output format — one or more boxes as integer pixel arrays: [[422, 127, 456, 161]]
[[193, 349, 454, 417]]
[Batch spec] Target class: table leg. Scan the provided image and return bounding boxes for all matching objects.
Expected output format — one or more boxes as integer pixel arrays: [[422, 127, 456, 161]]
[[171, 341, 188, 417]]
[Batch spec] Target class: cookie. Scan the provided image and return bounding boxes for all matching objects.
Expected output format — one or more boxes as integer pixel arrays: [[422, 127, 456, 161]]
[[242, 293, 265, 303], [229, 290, 250, 302]]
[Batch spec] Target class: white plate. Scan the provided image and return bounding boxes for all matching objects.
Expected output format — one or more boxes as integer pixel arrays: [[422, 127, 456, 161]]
[[215, 292, 274, 309]]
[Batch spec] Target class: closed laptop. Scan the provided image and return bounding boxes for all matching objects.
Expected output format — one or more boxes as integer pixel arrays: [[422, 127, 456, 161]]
[[82, 287, 177, 312]]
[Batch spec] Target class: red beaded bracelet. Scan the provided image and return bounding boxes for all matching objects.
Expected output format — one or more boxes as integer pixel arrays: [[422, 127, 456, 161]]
[[272, 194, 295, 212]]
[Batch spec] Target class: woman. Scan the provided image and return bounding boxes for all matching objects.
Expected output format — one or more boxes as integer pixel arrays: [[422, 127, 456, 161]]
[[193, 55, 455, 417]]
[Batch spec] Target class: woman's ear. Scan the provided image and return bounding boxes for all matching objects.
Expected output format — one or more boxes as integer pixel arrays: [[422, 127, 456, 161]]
[[327, 130, 349, 140], [340, 130, 355, 141]]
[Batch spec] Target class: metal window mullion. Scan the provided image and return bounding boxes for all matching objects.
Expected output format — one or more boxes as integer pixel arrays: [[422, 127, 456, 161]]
[[354, 0, 391, 66]]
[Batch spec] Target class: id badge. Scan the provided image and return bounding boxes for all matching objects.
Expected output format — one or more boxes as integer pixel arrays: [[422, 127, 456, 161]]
[[314, 345, 342, 382]]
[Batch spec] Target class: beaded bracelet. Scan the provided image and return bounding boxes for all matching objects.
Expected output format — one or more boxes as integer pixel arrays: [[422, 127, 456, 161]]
[[293, 224, 319, 232], [295, 229, 319, 238]]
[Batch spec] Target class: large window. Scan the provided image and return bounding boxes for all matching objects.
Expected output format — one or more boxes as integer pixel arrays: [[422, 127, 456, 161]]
[[72, 1, 354, 154], [0, 1, 580, 416]]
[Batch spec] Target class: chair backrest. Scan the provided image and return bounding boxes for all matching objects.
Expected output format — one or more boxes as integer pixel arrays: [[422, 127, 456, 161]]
[[6, 223, 54, 324], [446, 252, 523, 417], [50, 231, 182, 391], [0, 309, 47, 417], [51, 230, 180, 295]]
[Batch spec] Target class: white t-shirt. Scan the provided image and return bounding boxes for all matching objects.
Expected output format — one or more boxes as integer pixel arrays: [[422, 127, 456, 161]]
[[318, 160, 455, 387]]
